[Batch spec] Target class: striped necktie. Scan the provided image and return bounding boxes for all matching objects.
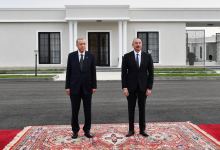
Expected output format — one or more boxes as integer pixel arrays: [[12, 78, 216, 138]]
[[136, 53, 139, 68], [80, 54, 84, 71]]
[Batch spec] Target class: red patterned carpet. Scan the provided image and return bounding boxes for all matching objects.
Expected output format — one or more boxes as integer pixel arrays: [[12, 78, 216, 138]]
[[2, 122, 220, 150]]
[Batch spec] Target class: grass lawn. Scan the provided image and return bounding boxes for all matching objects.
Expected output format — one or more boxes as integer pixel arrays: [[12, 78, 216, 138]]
[[0, 69, 64, 74], [154, 67, 215, 73], [0, 75, 55, 79], [0, 67, 219, 78], [154, 67, 220, 77], [155, 73, 220, 77]]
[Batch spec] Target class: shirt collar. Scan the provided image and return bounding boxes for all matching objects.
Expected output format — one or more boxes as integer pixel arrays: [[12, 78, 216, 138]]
[[78, 50, 86, 56], [134, 50, 141, 55]]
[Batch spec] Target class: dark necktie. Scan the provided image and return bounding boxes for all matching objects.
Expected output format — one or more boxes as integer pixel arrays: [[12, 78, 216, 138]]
[[136, 53, 139, 68], [80, 54, 84, 71]]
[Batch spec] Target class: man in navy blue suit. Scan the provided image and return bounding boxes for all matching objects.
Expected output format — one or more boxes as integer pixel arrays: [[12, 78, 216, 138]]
[[121, 38, 154, 137], [65, 38, 97, 139]]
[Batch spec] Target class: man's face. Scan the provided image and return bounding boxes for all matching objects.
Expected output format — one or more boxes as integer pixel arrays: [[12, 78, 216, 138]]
[[77, 39, 86, 53], [132, 39, 142, 52]]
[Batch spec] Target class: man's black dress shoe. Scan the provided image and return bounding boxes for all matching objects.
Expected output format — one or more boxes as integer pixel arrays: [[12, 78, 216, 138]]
[[140, 131, 149, 137], [84, 132, 94, 138], [72, 132, 78, 139], [126, 131, 135, 137]]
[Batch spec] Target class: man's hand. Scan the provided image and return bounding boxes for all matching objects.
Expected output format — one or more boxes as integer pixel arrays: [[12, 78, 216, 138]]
[[92, 89, 97, 94], [65, 89, 70, 96], [146, 89, 152, 96], [123, 88, 129, 97]]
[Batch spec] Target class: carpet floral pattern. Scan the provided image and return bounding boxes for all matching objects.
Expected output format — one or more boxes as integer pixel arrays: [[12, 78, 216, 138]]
[[4, 122, 220, 150]]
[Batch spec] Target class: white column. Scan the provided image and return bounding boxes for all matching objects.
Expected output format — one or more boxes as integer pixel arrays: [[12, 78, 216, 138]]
[[217, 42, 220, 63], [118, 21, 123, 68], [122, 20, 127, 56], [73, 21, 78, 51], [68, 21, 73, 52]]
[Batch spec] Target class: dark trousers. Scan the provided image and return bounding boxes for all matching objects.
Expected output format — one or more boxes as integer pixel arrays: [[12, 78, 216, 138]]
[[127, 87, 147, 132], [70, 86, 92, 133]]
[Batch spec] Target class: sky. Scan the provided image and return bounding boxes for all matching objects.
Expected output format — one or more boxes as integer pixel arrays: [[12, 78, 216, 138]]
[[1, 0, 220, 8]]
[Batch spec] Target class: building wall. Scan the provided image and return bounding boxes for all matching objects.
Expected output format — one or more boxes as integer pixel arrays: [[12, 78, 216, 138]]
[[127, 22, 186, 66], [0, 9, 65, 22], [0, 22, 69, 67], [0, 21, 187, 67], [188, 43, 205, 62], [206, 42, 217, 61], [129, 9, 220, 21], [2, 6, 220, 67]]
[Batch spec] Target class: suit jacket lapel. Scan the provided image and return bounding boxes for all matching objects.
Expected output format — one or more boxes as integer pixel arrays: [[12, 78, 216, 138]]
[[83, 52, 89, 70], [130, 51, 139, 69], [139, 51, 144, 69], [74, 51, 80, 70]]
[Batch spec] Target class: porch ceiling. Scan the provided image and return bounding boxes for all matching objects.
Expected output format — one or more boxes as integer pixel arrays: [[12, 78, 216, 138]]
[[186, 22, 220, 27]]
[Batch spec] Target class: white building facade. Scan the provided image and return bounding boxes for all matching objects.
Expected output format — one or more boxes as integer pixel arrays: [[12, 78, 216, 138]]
[[1, 5, 220, 68]]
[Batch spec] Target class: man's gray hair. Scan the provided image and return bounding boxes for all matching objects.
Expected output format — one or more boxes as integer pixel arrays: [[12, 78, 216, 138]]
[[76, 38, 86, 44], [132, 38, 142, 44]]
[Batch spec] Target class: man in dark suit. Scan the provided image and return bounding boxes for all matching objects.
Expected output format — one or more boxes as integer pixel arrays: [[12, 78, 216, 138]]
[[121, 38, 154, 137], [65, 38, 97, 139]]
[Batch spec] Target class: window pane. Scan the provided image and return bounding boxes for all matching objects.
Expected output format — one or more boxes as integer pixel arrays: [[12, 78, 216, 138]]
[[50, 33, 61, 64], [99, 33, 109, 65], [137, 32, 159, 63], [88, 33, 98, 65], [39, 33, 49, 64], [148, 32, 159, 63], [88, 32, 110, 66]]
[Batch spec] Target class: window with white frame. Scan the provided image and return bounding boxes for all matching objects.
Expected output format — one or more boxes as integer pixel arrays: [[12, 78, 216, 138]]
[[38, 32, 61, 64], [137, 32, 159, 63]]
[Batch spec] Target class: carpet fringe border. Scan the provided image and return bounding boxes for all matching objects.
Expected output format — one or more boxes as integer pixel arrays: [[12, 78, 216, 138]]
[[3, 126, 32, 150], [187, 121, 220, 146]]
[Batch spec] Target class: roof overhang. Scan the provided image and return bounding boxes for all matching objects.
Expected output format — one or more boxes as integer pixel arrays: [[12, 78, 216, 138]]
[[65, 5, 129, 21]]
